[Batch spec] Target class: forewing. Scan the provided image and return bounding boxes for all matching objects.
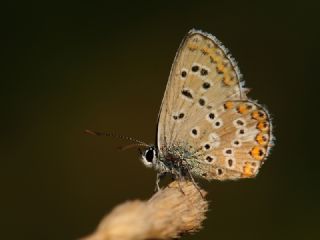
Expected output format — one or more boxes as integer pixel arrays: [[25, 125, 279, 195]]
[[157, 29, 246, 150]]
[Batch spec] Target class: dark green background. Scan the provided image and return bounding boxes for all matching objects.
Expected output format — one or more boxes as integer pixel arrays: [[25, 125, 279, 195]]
[[2, 1, 319, 239]]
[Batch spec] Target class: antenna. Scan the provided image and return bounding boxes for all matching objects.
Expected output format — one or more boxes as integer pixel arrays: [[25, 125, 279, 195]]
[[84, 129, 149, 148]]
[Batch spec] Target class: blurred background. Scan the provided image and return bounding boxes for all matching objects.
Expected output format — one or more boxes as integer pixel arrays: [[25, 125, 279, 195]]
[[2, 1, 319, 239]]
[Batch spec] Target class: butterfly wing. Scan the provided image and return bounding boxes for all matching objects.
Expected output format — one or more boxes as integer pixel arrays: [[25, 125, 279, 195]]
[[157, 29, 245, 148], [190, 101, 273, 180], [156, 29, 273, 180]]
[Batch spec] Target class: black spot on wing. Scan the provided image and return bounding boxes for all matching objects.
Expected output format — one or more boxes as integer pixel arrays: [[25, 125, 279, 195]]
[[181, 89, 193, 99]]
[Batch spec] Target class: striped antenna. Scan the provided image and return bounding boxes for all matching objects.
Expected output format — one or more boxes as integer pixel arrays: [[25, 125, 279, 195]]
[[84, 129, 149, 147]]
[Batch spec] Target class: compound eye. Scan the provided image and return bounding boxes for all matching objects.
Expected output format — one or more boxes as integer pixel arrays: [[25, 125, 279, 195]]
[[145, 149, 154, 163]]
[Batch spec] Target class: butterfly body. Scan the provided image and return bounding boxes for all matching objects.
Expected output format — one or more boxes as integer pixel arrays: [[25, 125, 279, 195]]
[[140, 29, 274, 182], [142, 144, 195, 176]]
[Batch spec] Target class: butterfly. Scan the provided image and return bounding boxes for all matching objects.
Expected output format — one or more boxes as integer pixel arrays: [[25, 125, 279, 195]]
[[87, 29, 274, 189]]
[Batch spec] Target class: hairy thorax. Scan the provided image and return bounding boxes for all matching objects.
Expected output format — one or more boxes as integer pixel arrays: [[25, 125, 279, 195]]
[[157, 144, 203, 177]]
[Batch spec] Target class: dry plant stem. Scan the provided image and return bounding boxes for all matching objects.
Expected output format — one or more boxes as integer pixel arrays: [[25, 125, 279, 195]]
[[81, 180, 208, 240]]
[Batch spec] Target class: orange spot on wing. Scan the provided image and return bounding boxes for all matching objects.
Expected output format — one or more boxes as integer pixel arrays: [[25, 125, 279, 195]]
[[223, 75, 236, 86], [252, 110, 267, 121], [256, 133, 268, 146], [257, 121, 269, 132], [242, 163, 254, 177], [224, 101, 234, 109], [187, 44, 198, 51], [237, 103, 248, 114], [216, 63, 224, 74], [249, 146, 266, 161], [201, 47, 210, 55]]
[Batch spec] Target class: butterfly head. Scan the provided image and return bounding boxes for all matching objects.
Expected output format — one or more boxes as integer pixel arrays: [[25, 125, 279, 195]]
[[140, 146, 158, 168], [84, 130, 158, 168]]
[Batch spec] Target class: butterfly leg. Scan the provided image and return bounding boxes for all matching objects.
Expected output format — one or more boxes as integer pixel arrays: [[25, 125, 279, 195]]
[[185, 164, 205, 199], [154, 172, 167, 192], [176, 178, 186, 195], [174, 167, 186, 195]]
